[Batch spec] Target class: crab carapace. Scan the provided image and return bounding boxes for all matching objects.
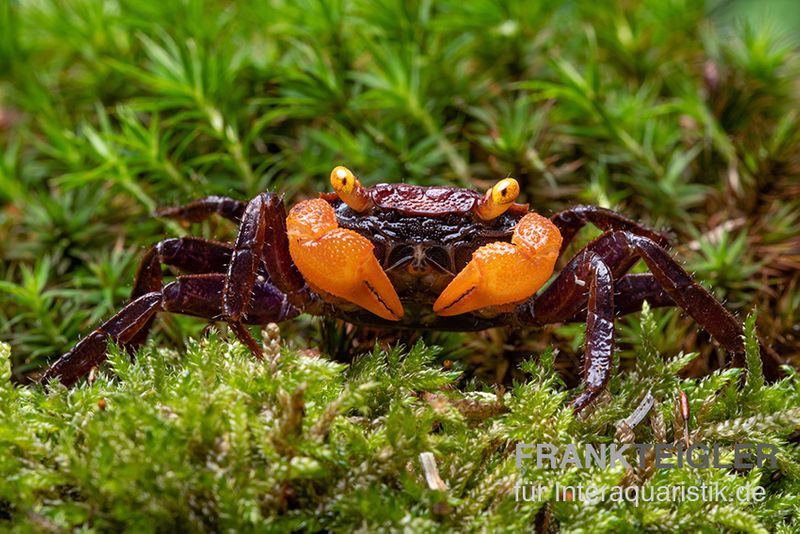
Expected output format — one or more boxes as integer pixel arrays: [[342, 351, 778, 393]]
[[41, 166, 774, 411]]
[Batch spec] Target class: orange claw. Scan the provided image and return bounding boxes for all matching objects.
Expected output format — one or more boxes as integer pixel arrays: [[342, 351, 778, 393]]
[[287, 199, 403, 321], [433, 212, 562, 316]]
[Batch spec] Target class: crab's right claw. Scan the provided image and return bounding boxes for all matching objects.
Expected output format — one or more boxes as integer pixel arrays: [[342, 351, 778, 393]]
[[434, 212, 562, 316], [287, 199, 403, 321]]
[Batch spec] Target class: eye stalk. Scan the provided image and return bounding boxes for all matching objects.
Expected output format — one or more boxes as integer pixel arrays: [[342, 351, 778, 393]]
[[330, 166, 372, 212], [474, 178, 520, 220]]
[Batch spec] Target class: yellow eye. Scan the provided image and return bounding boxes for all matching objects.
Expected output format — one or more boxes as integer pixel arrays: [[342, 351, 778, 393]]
[[475, 177, 521, 221], [491, 178, 520, 205], [329, 165, 372, 212], [331, 166, 357, 195]]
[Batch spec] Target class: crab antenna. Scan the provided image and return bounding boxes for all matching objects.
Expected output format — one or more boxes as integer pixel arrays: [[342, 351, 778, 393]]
[[474, 178, 520, 220], [330, 166, 372, 212]]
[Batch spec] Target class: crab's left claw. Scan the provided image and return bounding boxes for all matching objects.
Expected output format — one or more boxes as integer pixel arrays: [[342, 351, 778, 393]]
[[433, 212, 562, 316], [287, 198, 403, 321]]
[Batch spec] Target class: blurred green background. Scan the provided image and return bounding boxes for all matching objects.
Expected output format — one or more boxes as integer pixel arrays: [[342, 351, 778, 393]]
[[0, 0, 798, 381]]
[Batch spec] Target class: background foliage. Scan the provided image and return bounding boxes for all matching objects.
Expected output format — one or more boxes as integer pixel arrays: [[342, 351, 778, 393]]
[[1, 0, 799, 530]]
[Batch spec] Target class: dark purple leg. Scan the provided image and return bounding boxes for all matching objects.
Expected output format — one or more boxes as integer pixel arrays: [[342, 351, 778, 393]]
[[566, 275, 671, 411], [622, 233, 783, 377], [41, 292, 163, 387], [167, 272, 300, 355], [42, 193, 306, 386], [127, 237, 236, 350], [223, 194, 268, 328], [155, 193, 305, 353], [610, 274, 674, 316], [550, 204, 669, 254], [161, 274, 298, 326], [570, 254, 615, 412], [520, 245, 617, 412], [513, 239, 631, 411], [156, 193, 305, 303], [156, 195, 246, 223], [518, 229, 775, 411], [41, 276, 297, 386], [132, 237, 234, 295], [520, 232, 635, 326], [222, 193, 306, 353], [258, 194, 307, 305], [528, 231, 707, 327], [621, 233, 745, 355], [567, 274, 674, 322]]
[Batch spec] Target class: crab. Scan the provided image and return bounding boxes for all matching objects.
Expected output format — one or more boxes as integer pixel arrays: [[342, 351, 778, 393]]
[[41, 166, 766, 411]]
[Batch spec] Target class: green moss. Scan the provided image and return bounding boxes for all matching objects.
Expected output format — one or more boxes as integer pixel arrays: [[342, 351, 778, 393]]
[[1, 313, 798, 531]]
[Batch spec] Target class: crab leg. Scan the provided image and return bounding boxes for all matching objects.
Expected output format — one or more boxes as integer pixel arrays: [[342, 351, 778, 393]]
[[131, 237, 235, 297], [608, 274, 673, 317], [566, 232, 743, 353], [41, 292, 163, 386], [44, 192, 306, 385], [41, 275, 297, 386], [625, 233, 747, 354], [222, 193, 281, 357], [258, 193, 308, 304], [569, 254, 615, 412], [223, 192, 307, 319], [550, 204, 669, 254], [520, 232, 690, 411], [513, 245, 616, 412], [157, 195, 246, 223], [223, 193, 269, 324], [157, 194, 305, 299], [520, 229, 781, 410], [125, 237, 237, 350], [164, 273, 299, 354], [145, 193, 304, 355], [161, 274, 297, 325], [286, 198, 403, 321], [433, 212, 562, 316], [567, 274, 674, 321]]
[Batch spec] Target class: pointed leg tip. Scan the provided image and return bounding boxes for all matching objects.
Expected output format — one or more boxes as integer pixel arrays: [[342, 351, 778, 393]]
[[571, 390, 598, 413]]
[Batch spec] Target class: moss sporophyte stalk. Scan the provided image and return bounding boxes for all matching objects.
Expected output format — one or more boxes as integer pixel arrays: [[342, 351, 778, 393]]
[[516, 443, 778, 470]]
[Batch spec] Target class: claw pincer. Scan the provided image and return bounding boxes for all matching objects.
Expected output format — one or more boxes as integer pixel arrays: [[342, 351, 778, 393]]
[[286, 198, 403, 321], [433, 212, 562, 316]]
